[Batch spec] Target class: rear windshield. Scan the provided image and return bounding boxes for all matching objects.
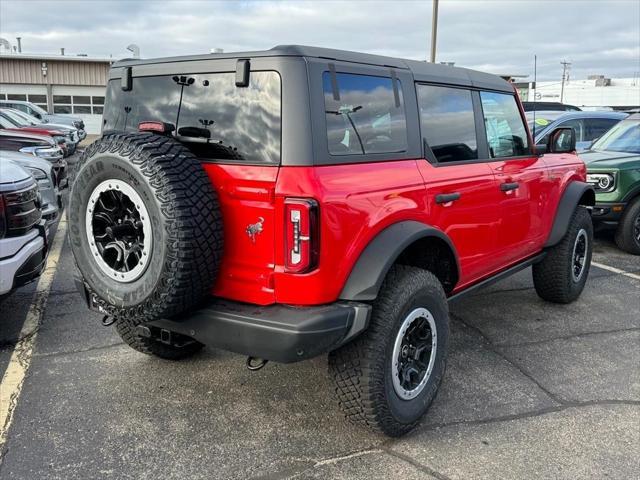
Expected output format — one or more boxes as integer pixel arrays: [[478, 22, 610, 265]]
[[103, 71, 281, 164]]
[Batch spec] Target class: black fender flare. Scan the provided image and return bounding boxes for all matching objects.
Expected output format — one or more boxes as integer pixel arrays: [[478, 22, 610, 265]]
[[621, 183, 640, 203], [544, 181, 595, 247], [339, 221, 460, 301]]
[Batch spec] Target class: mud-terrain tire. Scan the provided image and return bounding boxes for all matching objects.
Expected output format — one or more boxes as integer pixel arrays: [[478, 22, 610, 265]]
[[614, 197, 640, 255], [328, 265, 449, 437], [68, 133, 223, 328], [533, 206, 593, 303]]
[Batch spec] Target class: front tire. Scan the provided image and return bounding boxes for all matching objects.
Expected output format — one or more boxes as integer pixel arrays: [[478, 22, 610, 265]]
[[533, 206, 593, 303], [614, 197, 640, 255], [328, 265, 449, 437]]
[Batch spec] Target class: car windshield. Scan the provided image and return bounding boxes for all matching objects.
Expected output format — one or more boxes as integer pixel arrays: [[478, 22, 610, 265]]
[[1, 109, 30, 126], [9, 109, 41, 125], [527, 116, 555, 138], [591, 118, 640, 154]]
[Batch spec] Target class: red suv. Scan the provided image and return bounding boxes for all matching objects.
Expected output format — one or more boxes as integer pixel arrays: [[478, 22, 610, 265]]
[[69, 46, 595, 436]]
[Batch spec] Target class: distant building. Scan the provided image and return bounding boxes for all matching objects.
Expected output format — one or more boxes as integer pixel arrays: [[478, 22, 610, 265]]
[[515, 75, 640, 110], [0, 52, 112, 133]]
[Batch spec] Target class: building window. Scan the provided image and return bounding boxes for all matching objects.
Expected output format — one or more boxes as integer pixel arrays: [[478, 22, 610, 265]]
[[8, 94, 27, 101], [92, 106, 104, 114], [28, 94, 46, 104], [53, 105, 72, 114], [92, 96, 105, 105], [53, 95, 72, 103]]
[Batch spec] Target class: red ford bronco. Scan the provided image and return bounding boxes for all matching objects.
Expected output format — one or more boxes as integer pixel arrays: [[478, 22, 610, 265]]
[[69, 46, 595, 436]]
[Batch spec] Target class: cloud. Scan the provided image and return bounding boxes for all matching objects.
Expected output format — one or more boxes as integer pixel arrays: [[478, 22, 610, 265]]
[[1, 0, 638, 80]]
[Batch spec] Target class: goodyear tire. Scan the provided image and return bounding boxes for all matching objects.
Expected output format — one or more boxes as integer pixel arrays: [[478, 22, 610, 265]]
[[533, 206, 593, 303], [68, 133, 223, 328], [328, 265, 449, 437]]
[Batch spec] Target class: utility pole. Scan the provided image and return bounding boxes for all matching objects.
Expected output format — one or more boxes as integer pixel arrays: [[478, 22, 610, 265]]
[[430, 0, 439, 62], [560, 60, 571, 103]]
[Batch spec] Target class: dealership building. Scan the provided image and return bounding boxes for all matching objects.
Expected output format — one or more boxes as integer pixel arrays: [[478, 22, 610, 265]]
[[515, 75, 640, 110], [0, 52, 112, 134]]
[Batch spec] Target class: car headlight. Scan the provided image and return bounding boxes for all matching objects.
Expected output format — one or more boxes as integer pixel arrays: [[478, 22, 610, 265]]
[[586, 173, 616, 193], [26, 167, 52, 188]]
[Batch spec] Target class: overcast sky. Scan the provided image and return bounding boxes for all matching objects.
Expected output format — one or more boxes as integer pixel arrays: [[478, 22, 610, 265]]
[[1, 0, 638, 81]]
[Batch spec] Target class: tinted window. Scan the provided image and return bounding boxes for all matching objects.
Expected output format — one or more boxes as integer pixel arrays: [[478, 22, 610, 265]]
[[103, 71, 281, 164], [585, 118, 619, 140], [559, 119, 585, 142], [417, 85, 477, 163], [7, 94, 26, 101], [480, 91, 529, 158], [323, 72, 407, 156]]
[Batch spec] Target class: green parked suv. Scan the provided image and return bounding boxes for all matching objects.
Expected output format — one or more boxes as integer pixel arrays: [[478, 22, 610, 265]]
[[583, 113, 640, 254]]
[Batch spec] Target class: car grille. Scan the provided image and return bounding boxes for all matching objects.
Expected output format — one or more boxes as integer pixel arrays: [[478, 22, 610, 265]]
[[3, 183, 42, 237]]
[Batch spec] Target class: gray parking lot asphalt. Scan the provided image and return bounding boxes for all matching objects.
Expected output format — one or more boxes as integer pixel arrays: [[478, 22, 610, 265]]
[[0, 155, 638, 479]]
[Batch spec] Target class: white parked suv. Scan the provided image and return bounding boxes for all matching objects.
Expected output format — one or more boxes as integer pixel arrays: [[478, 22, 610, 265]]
[[0, 159, 48, 297]]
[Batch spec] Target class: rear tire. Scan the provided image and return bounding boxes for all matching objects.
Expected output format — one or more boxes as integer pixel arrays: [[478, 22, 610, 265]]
[[328, 265, 449, 437], [533, 206, 593, 303], [614, 197, 640, 255]]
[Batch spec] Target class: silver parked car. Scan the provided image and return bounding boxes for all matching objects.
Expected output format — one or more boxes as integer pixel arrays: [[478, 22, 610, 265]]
[[1, 150, 61, 225], [527, 110, 628, 151], [0, 159, 49, 297], [0, 99, 87, 140]]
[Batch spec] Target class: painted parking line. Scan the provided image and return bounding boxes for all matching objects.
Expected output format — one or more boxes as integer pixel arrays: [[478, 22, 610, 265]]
[[591, 261, 640, 281], [0, 217, 67, 452]]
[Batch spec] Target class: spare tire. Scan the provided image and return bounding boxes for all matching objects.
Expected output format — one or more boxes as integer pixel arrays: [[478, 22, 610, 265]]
[[68, 132, 223, 322]]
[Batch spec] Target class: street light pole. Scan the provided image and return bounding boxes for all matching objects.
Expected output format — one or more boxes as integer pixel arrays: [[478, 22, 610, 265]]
[[430, 0, 439, 62], [560, 60, 571, 103]]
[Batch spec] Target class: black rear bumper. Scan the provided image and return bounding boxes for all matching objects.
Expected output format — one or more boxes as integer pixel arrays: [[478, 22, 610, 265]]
[[75, 278, 370, 363], [149, 300, 370, 363]]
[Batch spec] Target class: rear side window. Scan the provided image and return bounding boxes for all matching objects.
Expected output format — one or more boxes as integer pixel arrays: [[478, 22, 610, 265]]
[[480, 91, 529, 158], [417, 84, 478, 163], [103, 71, 281, 164], [585, 118, 619, 141], [322, 72, 407, 156]]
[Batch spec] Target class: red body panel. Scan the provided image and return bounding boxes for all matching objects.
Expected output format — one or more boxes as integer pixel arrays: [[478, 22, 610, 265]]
[[5, 126, 61, 138], [202, 155, 585, 306], [203, 163, 279, 305]]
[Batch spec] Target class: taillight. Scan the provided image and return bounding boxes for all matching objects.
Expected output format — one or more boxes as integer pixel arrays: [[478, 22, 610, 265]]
[[284, 198, 319, 273], [138, 121, 175, 134]]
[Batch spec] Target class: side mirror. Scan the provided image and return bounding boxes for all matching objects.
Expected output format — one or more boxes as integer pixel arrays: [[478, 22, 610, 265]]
[[534, 144, 547, 156], [547, 127, 576, 153]]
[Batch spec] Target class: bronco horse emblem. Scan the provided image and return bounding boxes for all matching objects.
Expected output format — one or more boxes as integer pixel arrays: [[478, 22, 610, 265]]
[[246, 217, 265, 243]]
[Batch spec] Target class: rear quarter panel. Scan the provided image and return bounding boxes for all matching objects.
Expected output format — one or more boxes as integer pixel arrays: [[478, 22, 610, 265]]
[[273, 159, 428, 305]]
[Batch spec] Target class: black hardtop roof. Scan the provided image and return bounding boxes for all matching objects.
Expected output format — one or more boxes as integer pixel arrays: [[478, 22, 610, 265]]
[[112, 44, 513, 93]]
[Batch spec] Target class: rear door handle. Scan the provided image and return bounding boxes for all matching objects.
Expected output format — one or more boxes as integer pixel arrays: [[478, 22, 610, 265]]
[[500, 182, 519, 192], [435, 192, 461, 204]]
